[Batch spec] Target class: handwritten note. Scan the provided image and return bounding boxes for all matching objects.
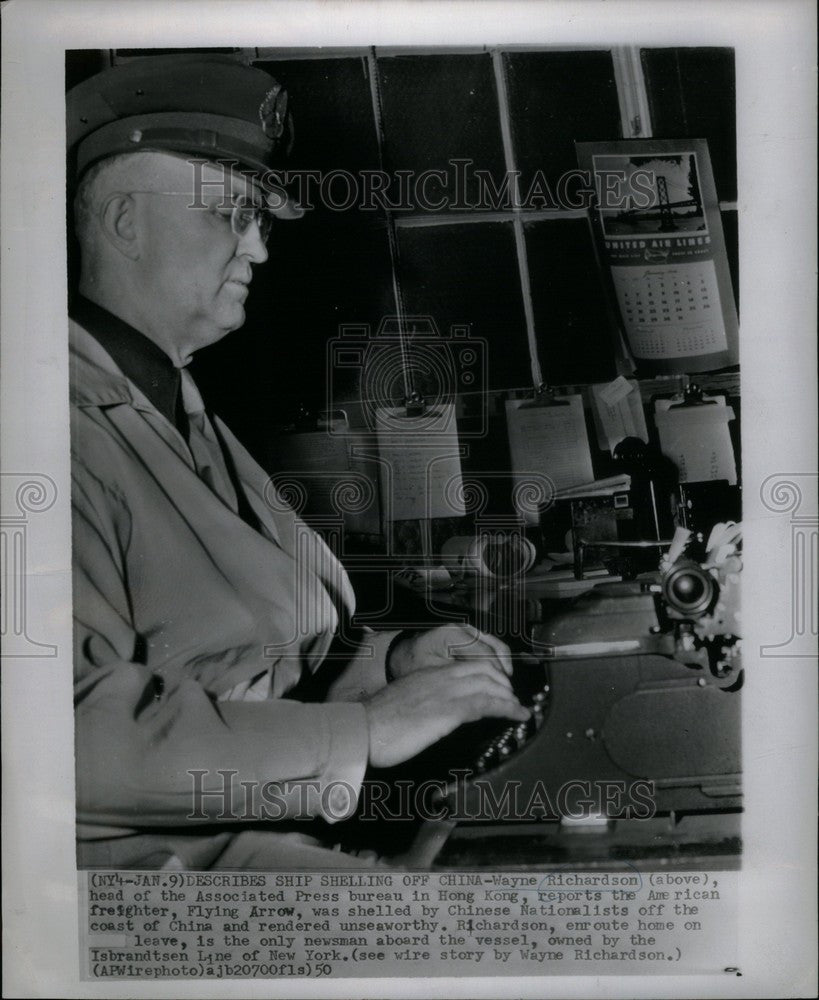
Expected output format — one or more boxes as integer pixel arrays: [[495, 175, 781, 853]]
[[375, 403, 466, 521], [505, 396, 595, 523], [654, 397, 737, 484], [590, 378, 649, 453]]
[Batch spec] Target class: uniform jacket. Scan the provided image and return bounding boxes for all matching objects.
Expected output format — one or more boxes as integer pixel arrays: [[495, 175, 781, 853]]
[[70, 320, 393, 866]]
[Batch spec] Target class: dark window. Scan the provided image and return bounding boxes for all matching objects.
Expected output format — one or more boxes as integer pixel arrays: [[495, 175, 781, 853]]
[[641, 47, 737, 202], [504, 50, 622, 184], [256, 58, 381, 179], [377, 54, 507, 212], [397, 222, 532, 391], [525, 218, 619, 384]]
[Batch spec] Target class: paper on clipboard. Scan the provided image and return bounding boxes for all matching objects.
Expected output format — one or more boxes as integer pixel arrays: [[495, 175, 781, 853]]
[[272, 427, 381, 533], [590, 377, 649, 453], [505, 395, 595, 523], [375, 403, 466, 520], [654, 395, 737, 484]]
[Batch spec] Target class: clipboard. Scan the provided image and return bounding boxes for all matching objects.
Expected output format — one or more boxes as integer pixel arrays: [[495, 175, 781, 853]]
[[515, 383, 571, 409], [667, 383, 718, 409], [505, 389, 596, 524], [654, 385, 737, 485], [402, 389, 443, 420], [374, 397, 465, 525], [269, 409, 381, 534]]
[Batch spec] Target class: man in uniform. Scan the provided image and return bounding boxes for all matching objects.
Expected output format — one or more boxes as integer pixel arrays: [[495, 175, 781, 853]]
[[67, 54, 528, 869]]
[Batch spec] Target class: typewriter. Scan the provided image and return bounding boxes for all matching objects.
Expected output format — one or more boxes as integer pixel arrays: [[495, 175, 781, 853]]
[[351, 525, 742, 868]]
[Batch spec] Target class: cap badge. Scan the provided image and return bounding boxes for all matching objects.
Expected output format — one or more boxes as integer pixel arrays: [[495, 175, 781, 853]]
[[259, 84, 288, 140]]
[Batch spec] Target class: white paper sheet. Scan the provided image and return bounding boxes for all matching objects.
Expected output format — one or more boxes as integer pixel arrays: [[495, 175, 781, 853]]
[[375, 403, 466, 520], [590, 378, 650, 453], [505, 395, 595, 522], [654, 396, 737, 484], [611, 259, 729, 359]]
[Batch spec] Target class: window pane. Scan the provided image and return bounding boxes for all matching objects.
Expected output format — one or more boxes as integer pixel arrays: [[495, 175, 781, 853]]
[[504, 51, 622, 185], [397, 222, 532, 391], [255, 57, 381, 178], [524, 218, 618, 384], [377, 54, 507, 211], [641, 48, 737, 202]]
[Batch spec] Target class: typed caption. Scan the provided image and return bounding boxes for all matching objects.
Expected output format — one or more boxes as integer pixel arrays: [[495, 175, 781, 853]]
[[79, 868, 738, 979]]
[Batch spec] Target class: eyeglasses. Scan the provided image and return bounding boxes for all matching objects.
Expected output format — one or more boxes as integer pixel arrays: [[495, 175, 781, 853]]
[[127, 192, 274, 245], [227, 198, 274, 245]]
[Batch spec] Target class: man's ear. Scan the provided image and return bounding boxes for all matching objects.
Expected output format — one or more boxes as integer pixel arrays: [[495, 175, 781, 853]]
[[99, 193, 140, 260]]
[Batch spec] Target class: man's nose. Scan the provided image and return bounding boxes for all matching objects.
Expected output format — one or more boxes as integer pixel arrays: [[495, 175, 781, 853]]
[[236, 220, 269, 264]]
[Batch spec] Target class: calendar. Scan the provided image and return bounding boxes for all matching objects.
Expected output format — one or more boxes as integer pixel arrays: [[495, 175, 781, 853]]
[[610, 260, 728, 358], [575, 139, 739, 374]]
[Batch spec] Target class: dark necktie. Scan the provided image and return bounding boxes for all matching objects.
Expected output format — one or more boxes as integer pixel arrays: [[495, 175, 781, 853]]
[[179, 370, 261, 531]]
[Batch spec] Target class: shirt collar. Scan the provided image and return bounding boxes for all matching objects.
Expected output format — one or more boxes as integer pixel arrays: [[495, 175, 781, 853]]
[[69, 295, 186, 432]]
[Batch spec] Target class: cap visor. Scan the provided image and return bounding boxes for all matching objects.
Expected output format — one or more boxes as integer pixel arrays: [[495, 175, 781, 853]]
[[263, 183, 304, 220]]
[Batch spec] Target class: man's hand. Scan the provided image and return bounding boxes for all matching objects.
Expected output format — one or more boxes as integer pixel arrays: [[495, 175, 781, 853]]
[[364, 659, 529, 768], [387, 624, 513, 680]]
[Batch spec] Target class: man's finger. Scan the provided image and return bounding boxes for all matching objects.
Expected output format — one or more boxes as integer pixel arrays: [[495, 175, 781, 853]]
[[464, 692, 530, 723], [446, 671, 527, 716], [472, 631, 514, 676], [443, 658, 514, 690], [445, 626, 514, 676]]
